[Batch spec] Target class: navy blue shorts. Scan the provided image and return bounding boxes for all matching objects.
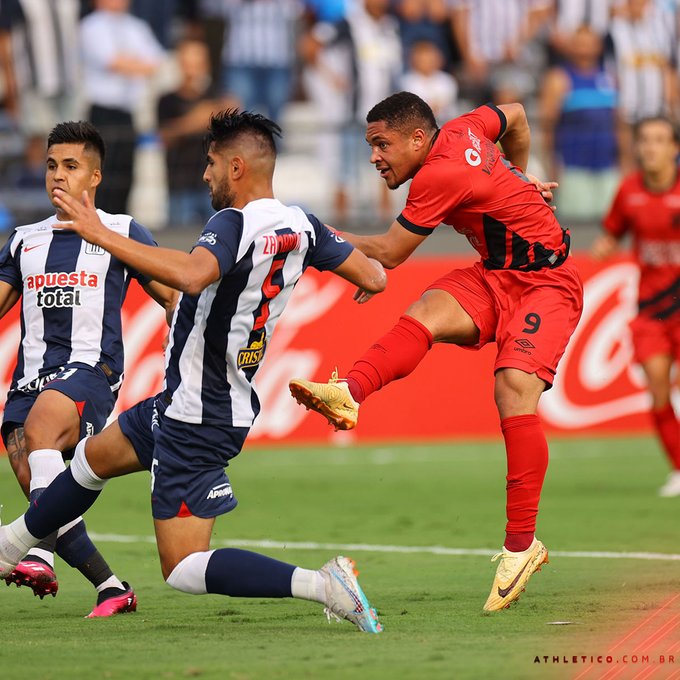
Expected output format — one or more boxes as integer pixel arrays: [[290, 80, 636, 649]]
[[2, 363, 118, 456], [119, 394, 249, 520]]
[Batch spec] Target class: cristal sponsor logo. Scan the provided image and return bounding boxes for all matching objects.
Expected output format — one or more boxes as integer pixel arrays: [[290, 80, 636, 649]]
[[237, 330, 266, 369], [206, 482, 232, 500], [513, 338, 535, 354], [26, 271, 99, 308]]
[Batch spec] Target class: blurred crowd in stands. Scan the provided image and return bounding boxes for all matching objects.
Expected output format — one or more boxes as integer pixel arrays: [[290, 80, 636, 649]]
[[0, 0, 678, 230]]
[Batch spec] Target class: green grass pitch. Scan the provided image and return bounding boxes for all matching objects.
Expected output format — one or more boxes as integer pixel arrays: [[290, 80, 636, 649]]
[[0, 436, 678, 680]]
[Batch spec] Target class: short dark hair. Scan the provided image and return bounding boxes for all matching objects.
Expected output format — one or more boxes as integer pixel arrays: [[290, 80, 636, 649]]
[[204, 109, 282, 156], [47, 121, 106, 163], [633, 116, 680, 145], [366, 91, 438, 134]]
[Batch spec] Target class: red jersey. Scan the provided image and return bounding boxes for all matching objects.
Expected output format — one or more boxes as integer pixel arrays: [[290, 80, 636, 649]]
[[398, 104, 570, 271], [603, 171, 680, 320]]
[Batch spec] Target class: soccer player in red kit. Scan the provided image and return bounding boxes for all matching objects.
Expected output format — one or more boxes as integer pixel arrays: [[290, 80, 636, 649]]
[[289, 91, 584, 611], [592, 117, 680, 498]]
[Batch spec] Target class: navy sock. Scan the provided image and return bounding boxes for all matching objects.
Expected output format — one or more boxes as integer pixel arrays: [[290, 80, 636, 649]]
[[205, 548, 295, 598], [28, 487, 57, 553], [55, 521, 97, 568], [25, 468, 101, 539]]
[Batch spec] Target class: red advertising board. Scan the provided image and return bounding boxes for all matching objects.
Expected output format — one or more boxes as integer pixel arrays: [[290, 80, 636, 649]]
[[0, 253, 652, 446]]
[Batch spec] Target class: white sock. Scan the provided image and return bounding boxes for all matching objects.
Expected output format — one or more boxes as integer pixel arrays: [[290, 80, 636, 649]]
[[57, 518, 83, 537], [1, 516, 40, 564], [290, 567, 327, 604], [96, 575, 125, 592], [28, 448, 65, 492], [166, 551, 212, 594], [69, 439, 107, 491], [25, 547, 54, 568]]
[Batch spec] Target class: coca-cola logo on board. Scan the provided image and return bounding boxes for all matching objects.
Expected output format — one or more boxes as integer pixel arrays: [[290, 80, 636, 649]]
[[540, 262, 651, 429]]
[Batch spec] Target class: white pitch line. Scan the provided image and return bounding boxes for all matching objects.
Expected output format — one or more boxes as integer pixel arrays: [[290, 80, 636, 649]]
[[88, 533, 680, 562]]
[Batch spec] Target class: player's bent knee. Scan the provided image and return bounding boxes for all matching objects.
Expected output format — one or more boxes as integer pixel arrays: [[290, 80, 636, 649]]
[[70, 439, 108, 490], [165, 551, 214, 594]]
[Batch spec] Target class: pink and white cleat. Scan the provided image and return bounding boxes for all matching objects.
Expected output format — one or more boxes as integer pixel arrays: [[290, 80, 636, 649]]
[[5, 559, 58, 599], [86, 581, 137, 618]]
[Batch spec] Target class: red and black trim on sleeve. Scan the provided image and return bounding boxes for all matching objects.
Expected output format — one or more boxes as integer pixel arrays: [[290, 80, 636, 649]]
[[396, 213, 436, 236], [484, 103, 507, 141]]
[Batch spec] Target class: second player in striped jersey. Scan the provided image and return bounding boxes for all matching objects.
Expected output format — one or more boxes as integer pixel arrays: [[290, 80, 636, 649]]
[[0, 121, 176, 616]]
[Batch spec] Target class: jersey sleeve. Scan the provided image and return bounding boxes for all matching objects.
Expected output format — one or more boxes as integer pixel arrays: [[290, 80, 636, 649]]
[[127, 219, 159, 284], [192, 209, 244, 275], [399, 161, 473, 232], [0, 230, 22, 291], [305, 215, 353, 271], [455, 103, 507, 143], [455, 104, 508, 143], [602, 182, 629, 238]]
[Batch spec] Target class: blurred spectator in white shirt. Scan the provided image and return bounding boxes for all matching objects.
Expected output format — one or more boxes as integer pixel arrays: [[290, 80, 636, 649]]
[[80, 0, 165, 213], [400, 39, 458, 123]]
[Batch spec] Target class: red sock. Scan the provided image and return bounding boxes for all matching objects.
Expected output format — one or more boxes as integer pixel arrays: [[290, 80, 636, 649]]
[[502, 414, 548, 552], [652, 404, 680, 470], [346, 315, 433, 403]]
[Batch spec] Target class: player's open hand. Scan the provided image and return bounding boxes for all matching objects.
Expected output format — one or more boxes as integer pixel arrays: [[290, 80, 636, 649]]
[[52, 190, 107, 244], [526, 174, 558, 212]]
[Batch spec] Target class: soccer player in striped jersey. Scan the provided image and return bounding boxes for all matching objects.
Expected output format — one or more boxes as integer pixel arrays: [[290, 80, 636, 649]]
[[0, 121, 177, 616], [0, 110, 386, 633], [592, 117, 680, 497]]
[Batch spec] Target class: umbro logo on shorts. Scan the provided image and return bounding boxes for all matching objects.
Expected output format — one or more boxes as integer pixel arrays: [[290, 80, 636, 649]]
[[514, 338, 535, 354]]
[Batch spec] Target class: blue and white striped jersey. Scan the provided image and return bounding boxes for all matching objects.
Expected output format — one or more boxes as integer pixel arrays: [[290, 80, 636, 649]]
[[0, 211, 156, 391], [163, 198, 353, 427]]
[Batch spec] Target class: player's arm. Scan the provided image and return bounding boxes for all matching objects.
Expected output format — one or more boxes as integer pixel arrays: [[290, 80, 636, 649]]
[[496, 103, 530, 173], [331, 251, 386, 304], [0, 280, 20, 318], [592, 182, 627, 261], [335, 220, 427, 270], [141, 281, 179, 326], [53, 189, 220, 295], [591, 233, 619, 260]]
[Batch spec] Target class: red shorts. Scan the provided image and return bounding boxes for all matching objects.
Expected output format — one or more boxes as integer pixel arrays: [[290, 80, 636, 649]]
[[629, 313, 680, 364], [426, 260, 583, 386]]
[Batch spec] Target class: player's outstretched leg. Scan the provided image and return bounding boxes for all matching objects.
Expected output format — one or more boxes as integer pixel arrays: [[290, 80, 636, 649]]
[[290, 315, 433, 430], [289, 369, 360, 430], [165, 547, 383, 633], [483, 538, 548, 611]]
